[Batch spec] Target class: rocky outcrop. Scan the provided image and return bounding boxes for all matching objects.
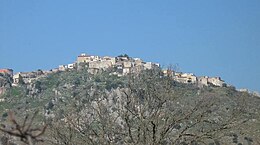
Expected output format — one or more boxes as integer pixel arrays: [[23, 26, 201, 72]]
[[0, 74, 12, 95], [26, 81, 42, 96], [0, 136, 17, 145], [0, 75, 12, 88]]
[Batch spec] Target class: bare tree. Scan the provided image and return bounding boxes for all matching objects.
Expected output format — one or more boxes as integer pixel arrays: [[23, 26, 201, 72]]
[[50, 69, 252, 145], [0, 111, 47, 145]]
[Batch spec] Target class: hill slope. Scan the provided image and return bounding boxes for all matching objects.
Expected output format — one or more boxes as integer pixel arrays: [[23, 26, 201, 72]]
[[0, 68, 260, 145]]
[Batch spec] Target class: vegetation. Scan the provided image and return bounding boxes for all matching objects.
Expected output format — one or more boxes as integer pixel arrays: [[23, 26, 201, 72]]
[[0, 111, 47, 145], [117, 54, 130, 58], [0, 68, 259, 144]]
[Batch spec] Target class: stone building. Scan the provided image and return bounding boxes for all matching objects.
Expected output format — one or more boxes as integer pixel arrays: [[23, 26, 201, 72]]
[[68, 63, 76, 69], [0, 69, 13, 77], [237, 88, 249, 92], [58, 63, 75, 71], [208, 77, 225, 87], [143, 62, 160, 70], [103, 56, 116, 65], [75, 53, 228, 88], [13, 70, 46, 84], [88, 60, 113, 75], [123, 61, 132, 68], [198, 76, 209, 87], [133, 58, 143, 66], [143, 62, 153, 70], [123, 62, 132, 75], [77, 53, 92, 63], [58, 65, 67, 71], [174, 73, 197, 84], [197, 76, 225, 87], [162, 70, 174, 77], [116, 56, 129, 62], [13, 73, 23, 84]]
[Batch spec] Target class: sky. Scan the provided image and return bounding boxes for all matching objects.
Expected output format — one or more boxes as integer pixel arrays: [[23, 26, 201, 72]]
[[0, 0, 260, 92]]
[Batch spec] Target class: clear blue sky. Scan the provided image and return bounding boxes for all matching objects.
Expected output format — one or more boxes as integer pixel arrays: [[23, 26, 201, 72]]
[[1, 0, 260, 92]]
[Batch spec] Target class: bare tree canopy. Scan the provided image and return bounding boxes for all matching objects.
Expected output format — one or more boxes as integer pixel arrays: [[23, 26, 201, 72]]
[[1, 68, 259, 145]]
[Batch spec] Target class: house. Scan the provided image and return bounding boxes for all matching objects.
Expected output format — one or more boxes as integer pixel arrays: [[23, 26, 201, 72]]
[[89, 61, 112, 69], [68, 63, 75, 69], [143, 62, 153, 70], [123, 68, 131, 75], [197, 76, 225, 87], [132, 65, 144, 74], [133, 58, 143, 66], [116, 56, 129, 62], [208, 77, 225, 87], [50, 68, 59, 73], [0, 69, 13, 77], [123, 62, 132, 68], [154, 63, 160, 67], [122, 62, 132, 75], [58, 65, 67, 71], [143, 62, 159, 70], [13, 73, 23, 84], [173, 73, 197, 84], [237, 88, 249, 92], [198, 76, 209, 87], [115, 62, 123, 70], [252, 91, 260, 97], [162, 69, 174, 77], [19, 72, 38, 84], [93, 56, 100, 61], [181, 73, 197, 83], [77, 53, 92, 63], [103, 56, 116, 65]]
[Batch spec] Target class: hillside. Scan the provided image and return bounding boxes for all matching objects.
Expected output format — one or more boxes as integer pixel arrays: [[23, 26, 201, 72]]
[[0, 67, 260, 145]]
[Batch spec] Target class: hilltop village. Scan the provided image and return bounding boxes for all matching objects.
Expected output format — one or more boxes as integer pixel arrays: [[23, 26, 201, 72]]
[[1, 53, 260, 98], [0, 53, 227, 92]]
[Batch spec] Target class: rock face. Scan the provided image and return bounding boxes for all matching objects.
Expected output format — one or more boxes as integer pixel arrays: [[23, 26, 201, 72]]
[[26, 81, 42, 96], [0, 88, 6, 96], [0, 73, 12, 95], [0, 136, 17, 145], [0, 76, 12, 88]]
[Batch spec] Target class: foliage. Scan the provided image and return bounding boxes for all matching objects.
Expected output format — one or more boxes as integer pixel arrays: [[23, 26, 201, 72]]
[[0, 68, 260, 144], [117, 54, 130, 58]]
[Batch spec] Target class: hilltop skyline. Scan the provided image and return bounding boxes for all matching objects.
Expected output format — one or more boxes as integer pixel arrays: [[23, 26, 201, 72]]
[[1, 0, 260, 92]]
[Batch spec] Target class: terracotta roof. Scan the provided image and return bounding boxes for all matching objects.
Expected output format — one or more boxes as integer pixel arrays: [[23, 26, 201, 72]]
[[0, 69, 13, 73]]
